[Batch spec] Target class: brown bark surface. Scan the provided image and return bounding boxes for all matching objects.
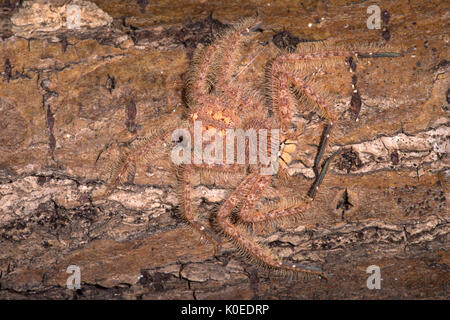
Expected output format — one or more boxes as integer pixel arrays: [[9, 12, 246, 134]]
[[0, 0, 448, 299]]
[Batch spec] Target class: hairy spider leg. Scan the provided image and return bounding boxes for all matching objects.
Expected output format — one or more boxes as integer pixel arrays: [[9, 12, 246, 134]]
[[180, 161, 247, 255], [217, 172, 328, 279], [185, 43, 219, 106], [96, 124, 181, 199], [271, 66, 337, 201], [270, 48, 400, 197], [180, 164, 222, 255], [186, 34, 265, 117], [211, 17, 268, 114], [239, 175, 312, 223], [270, 46, 402, 126]]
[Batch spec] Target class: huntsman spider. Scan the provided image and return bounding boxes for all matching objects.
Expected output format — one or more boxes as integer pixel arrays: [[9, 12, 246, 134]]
[[97, 18, 401, 279]]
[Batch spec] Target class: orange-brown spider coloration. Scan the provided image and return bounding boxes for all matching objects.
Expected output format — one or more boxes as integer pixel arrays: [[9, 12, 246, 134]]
[[97, 18, 401, 280]]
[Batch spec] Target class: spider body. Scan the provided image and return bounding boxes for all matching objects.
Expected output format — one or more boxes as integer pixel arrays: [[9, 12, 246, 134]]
[[100, 18, 401, 279]]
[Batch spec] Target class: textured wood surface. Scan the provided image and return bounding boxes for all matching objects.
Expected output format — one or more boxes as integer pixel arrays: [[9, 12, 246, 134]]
[[0, 0, 448, 299]]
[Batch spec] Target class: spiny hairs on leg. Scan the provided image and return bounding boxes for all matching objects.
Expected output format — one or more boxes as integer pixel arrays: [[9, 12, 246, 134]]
[[211, 17, 262, 84], [276, 40, 402, 68], [184, 17, 262, 108], [228, 224, 329, 280], [269, 40, 402, 106], [268, 39, 402, 190], [211, 18, 269, 115], [292, 39, 402, 55], [216, 173, 328, 279], [183, 43, 215, 108], [95, 118, 182, 199], [176, 164, 223, 255]]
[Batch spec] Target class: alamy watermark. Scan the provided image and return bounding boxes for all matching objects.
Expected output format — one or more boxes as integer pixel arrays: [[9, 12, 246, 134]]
[[66, 265, 81, 290], [170, 120, 280, 175], [366, 5, 381, 29], [366, 265, 382, 289], [66, 4, 81, 30]]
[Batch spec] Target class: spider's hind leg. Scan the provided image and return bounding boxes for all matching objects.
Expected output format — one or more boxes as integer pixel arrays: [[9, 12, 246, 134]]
[[217, 173, 328, 279], [179, 164, 222, 255]]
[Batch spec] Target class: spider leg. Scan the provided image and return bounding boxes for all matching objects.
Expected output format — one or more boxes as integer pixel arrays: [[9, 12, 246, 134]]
[[211, 18, 268, 114], [239, 175, 313, 223], [273, 69, 338, 194], [179, 159, 246, 254], [186, 18, 268, 120], [94, 121, 181, 199], [186, 18, 260, 107], [217, 173, 328, 279], [270, 44, 401, 129], [180, 164, 222, 255], [271, 47, 400, 185], [275, 46, 401, 66], [271, 63, 337, 129], [185, 41, 222, 107], [214, 17, 262, 83]]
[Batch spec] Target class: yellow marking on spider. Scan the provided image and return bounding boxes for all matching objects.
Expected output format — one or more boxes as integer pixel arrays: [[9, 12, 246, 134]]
[[212, 111, 223, 120]]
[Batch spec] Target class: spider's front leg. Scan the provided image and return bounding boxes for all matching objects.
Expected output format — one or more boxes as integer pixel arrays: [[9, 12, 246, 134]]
[[269, 47, 401, 197], [211, 18, 267, 114], [217, 172, 328, 279], [185, 17, 267, 115], [271, 62, 338, 198]]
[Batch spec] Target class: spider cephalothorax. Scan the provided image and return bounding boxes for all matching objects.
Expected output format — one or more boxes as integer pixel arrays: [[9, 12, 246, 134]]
[[98, 18, 401, 279]]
